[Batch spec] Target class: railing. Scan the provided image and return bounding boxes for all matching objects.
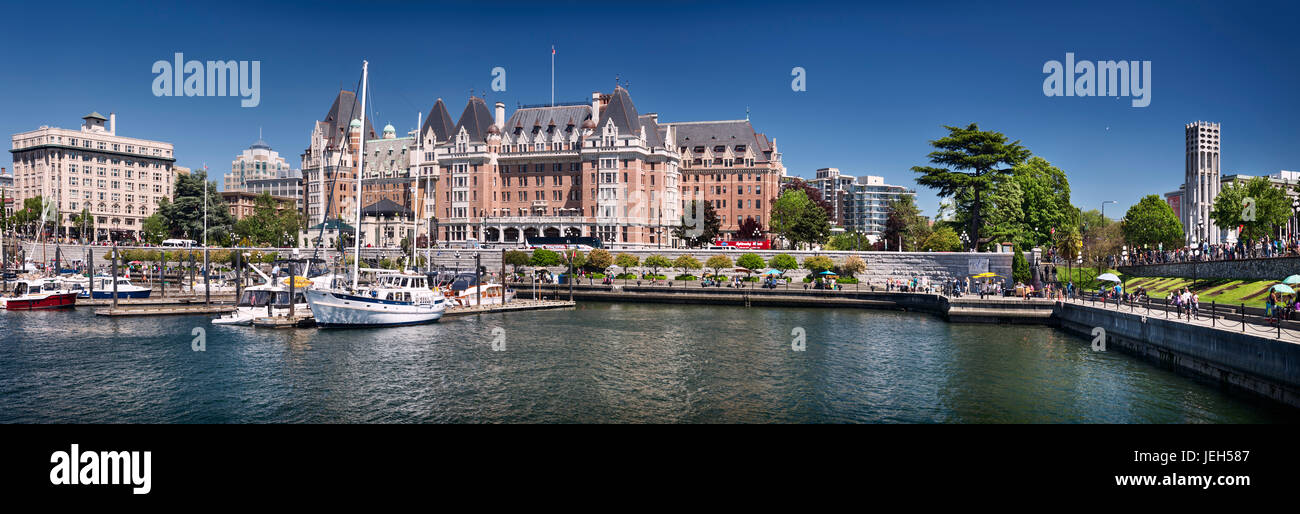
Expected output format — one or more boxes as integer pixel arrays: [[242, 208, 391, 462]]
[[1073, 291, 1300, 340]]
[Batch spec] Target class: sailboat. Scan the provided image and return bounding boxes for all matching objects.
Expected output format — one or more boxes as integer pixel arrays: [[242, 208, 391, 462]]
[[304, 61, 447, 327]]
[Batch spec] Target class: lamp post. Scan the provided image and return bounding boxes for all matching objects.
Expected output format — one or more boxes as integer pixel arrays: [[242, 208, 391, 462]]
[[1291, 198, 1299, 246]]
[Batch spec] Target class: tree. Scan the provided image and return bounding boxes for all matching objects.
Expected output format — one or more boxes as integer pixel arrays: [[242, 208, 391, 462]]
[[769, 189, 830, 250], [921, 225, 962, 251], [768, 253, 798, 272], [673, 254, 701, 276], [530, 248, 561, 267], [503, 250, 530, 274], [673, 200, 721, 248], [883, 195, 930, 251], [141, 213, 168, 245], [779, 178, 835, 220], [158, 171, 235, 246], [643, 254, 671, 277], [735, 217, 764, 240], [614, 253, 639, 276], [1210, 176, 1289, 242], [1012, 249, 1030, 284], [585, 248, 612, 273], [803, 255, 836, 274], [912, 123, 1031, 250], [736, 253, 765, 272], [841, 255, 867, 277], [828, 230, 872, 251], [1122, 195, 1186, 250], [69, 208, 95, 242], [1079, 209, 1120, 265], [705, 254, 733, 277]]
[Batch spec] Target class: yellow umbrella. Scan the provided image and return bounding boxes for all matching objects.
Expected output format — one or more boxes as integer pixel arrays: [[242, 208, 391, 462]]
[[283, 276, 311, 288], [973, 272, 1001, 278]]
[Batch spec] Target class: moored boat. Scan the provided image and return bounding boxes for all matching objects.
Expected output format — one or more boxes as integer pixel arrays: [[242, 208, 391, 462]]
[[84, 275, 152, 299], [305, 272, 446, 327], [2, 279, 77, 310]]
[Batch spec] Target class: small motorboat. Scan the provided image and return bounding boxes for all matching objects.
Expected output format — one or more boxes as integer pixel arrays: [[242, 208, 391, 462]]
[[84, 275, 152, 299], [450, 283, 514, 307], [2, 278, 78, 310]]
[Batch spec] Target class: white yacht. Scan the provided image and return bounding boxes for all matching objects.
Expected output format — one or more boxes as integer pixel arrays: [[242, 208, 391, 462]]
[[305, 272, 447, 327], [450, 283, 514, 307], [212, 277, 311, 326], [84, 275, 152, 299]]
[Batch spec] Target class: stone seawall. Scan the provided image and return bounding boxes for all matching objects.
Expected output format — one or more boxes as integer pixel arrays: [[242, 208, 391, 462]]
[[1118, 256, 1300, 280], [1055, 302, 1300, 408]]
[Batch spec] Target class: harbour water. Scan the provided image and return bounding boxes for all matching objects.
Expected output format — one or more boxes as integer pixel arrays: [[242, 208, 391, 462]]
[[1, 302, 1297, 423]]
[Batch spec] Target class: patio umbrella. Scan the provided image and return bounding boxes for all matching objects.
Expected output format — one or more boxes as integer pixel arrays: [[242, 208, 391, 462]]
[[1283, 275, 1300, 285], [1272, 284, 1296, 294], [972, 272, 1000, 278], [283, 276, 312, 289], [1096, 273, 1122, 282], [819, 271, 837, 275], [762, 269, 784, 275]]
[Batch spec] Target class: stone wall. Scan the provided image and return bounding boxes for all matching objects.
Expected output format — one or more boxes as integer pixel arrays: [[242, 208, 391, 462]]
[[1118, 257, 1300, 280], [1055, 302, 1300, 408]]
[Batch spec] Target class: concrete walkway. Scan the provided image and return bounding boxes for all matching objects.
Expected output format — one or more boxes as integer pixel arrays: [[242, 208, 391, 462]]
[[1059, 296, 1300, 344]]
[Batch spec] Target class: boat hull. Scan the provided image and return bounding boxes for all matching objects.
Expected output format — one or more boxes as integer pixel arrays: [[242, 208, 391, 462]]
[[3, 292, 78, 310], [86, 289, 152, 299], [305, 289, 444, 327]]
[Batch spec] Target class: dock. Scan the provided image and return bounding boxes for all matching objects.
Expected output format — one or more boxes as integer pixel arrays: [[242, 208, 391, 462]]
[[94, 304, 236, 316], [84, 295, 237, 306], [444, 299, 575, 317], [251, 315, 316, 328]]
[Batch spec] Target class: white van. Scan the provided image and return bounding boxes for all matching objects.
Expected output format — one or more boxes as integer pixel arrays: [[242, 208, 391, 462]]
[[161, 239, 198, 248]]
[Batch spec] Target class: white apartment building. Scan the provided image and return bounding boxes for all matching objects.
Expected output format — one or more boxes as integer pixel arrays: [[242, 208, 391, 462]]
[[9, 112, 175, 241]]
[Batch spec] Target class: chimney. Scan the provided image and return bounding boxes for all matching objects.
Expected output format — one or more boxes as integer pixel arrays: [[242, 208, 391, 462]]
[[591, 91, 601, 121], [646, 113, 658, 123], [494, 102, 505, 130], [109, 113, 116, 135]]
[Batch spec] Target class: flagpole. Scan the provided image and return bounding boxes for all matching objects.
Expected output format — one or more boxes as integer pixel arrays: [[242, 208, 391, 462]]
[[551, 45, 555, 107]]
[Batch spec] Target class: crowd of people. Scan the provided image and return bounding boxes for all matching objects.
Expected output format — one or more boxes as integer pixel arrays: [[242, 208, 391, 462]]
[[1119, 237, 1300, 266]]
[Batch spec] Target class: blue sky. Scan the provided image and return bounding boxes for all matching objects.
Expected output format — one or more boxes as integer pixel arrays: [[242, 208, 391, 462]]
[[5, 0, 1298, 221]]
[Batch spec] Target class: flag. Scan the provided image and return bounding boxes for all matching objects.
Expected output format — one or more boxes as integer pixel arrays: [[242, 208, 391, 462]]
[[552, 45, 555, 55]]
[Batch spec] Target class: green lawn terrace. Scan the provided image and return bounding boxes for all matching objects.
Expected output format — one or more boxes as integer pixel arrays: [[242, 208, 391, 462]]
[[1055, 267, 1288, 309]]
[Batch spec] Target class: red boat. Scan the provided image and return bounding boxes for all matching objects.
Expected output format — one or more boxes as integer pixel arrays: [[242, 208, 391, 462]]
[[2, 279, 78, 310]]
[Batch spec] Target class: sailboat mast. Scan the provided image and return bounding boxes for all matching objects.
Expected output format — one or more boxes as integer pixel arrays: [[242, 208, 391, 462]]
[[411, 111, 420, 272], [351, 60, 368, 290]]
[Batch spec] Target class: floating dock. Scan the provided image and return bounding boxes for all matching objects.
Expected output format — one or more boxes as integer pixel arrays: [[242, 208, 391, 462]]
[[94, 304, 236, 316], [85, 295, 237, 306], [251, 315, 316, 328], [444, 299, 576, 317]]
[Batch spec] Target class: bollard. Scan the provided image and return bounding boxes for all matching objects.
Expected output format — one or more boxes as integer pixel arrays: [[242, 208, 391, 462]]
[[1242, 303, 1246, 332], [1211, 301, 1215, 327]]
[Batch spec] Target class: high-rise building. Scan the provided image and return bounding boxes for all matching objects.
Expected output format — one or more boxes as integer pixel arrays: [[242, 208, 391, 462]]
[[9, 112, 176, 241], [225, 137, 292, 192], [1184, 121, 1221, 244], [806, 169, 915, 238]]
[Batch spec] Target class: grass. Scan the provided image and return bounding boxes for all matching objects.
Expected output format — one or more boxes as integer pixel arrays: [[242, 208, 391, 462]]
[[1058, 266, 1286, 308]]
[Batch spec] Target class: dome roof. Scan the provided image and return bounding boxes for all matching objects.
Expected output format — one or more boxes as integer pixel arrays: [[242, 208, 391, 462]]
[[349, 118, 362, 128], [581, 118, 597, 129], [250, 139, 271, 150], [383, 123, 395, 133], [487, 124, 500, 134]]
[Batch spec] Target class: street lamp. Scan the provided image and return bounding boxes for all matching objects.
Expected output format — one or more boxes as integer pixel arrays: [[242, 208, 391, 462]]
[[1291, 198, 1299, 245]]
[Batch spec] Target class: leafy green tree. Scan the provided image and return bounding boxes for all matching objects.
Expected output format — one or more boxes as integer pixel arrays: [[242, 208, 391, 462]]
[[1210, 176, 1289, 242], [643, 254, 671, 277], [705, 254, 733, 277], [586, 248, 613, 272], [69, 208, 95, 242], [141, 212, 168, 244], [614, 253, 639, 276], [921, 225, 962, 251], [1012, 249, 1030, 284], [779, 178, 835, 220], [828, 230, 872, 251], [912, 123, 1031, 250], [673, 254, 702, 276], [883, 195, 930, 251], [769, 189, 830, 250], [803, 255, 835, 275], [1078, 209, 1121, 265], [673, 200, 721, 248], [503, 250, 530, 273], [1122, 194, 1186, 250], [530, 248, 561, 266], [158, 171, 235, 245], [736, 253, 765, 272], [768, 253, 798, 272]]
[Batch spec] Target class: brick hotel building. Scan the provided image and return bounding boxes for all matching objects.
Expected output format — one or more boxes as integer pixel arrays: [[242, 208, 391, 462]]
[[302, 86, 785, 248], [9, 112, 176, 241]]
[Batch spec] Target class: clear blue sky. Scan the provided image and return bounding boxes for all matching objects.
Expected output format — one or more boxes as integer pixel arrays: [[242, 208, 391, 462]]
[[5, 0, 1298, 221]]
